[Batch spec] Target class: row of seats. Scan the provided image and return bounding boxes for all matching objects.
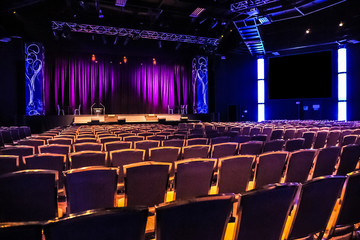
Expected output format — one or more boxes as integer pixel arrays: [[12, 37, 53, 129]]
[[1, 170, 360, 240]]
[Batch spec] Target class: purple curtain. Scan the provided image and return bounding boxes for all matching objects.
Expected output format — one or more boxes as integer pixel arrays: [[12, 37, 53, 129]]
[[44, 54, 191, 115]]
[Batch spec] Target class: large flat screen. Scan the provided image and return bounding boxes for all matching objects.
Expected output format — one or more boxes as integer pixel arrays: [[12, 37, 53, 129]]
[[268, 51, 332, 99]]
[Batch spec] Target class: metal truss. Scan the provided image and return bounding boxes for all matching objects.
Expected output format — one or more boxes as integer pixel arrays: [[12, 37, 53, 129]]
[[51, 21, 219, 46], [230, 0, 280, 12], [234, 19, 265, 56]]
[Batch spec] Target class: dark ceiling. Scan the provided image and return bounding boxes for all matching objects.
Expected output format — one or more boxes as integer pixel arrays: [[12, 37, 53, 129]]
[[0, 0, 359, 56]]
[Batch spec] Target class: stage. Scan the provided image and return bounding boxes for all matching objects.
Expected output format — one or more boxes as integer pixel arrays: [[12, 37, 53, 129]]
[[73, 114, 185, 124]]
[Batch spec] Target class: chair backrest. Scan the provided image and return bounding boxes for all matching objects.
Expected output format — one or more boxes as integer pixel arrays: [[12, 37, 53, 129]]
[[69, 151, 107, 169], [250, 134, 267, 142], [162, 139, 185, 147], [254, 151, 288, 189], [123, 136, 145, 143], [149, 146, 180, 163], [99, 136, 121, 144], [124, 162, 171, 207], [104, 141, 132, 151], [232, 135, 251, 144], [217, 155, 255, 194], [238, 141, 263, 155], [24, 153, 66, 188], [284, 149, 317, 183], [336, 144, 360, 176], [313, 130, 328, 149], [0, 129, 13, 144], [302, 131, 316, 149], [0, 170, 58, 221], [134, 140, 160, 160], [147, 135, 166, 141], [235, 183, 299, 240], [0, 155, 19, 175], [0, 145, 35, 168], [284, 138, 304, 152], [174, 159, 215, 200], [73, 142, 103, 152], [249, 127, 262, 137], [341, 134, 358, 146], [17, 139, 45, 154], [38, 144, 70, 155], [286, 176, 346, 240], [211, 142, 238, 159], [48, 138, 73, 145], [283, 128, 296, 140], [182, 145, 211, 159], [0, 222, 43, 240], [326, 130, 341, 147], [155, 195, 234, 240], [44, 207, 148, 240], [64, 167, 118, 214], [335, 170, 360, 227], [312, 146, 341, 178], [186, 138, 208, 146], [75, 138, 97, 143], [263, 139, 285, 153], [210, 136, 231, 145], [270, 129, 283, 140], [110, 149, 145, 183]]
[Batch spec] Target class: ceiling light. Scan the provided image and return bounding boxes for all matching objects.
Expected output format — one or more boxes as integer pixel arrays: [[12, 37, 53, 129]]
[[211, 20, 218, 29], [115, 0, 127, 7], [98, 9, 104, 18], [190, 8, 205, 18], [339, 22, 344, 27], [305, 29, 310, 34]]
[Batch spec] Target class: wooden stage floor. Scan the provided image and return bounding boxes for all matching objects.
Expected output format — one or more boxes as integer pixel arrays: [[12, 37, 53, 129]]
[[73, 114, 184, 124]]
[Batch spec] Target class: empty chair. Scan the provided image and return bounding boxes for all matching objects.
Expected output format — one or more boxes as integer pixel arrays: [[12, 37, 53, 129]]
[[69, 151, 107, 169], [137, 132, 153, 138], [48, 138, 73, 145], [263, 139, 285, 153], [249, 127, 262, 136], [238, 141, 263, 155], [295, 128, 307, 138], [104, 141, 132, 151], [25, 153, 66, 188], [253, 151, 288, 189], [188, 133, 204, 139], [75, 138, 97, 143], [234, 183, 299, 240], [211, 142, 238, 159], [149, 146, 180, 164], [0, 155, 19, 175], [173, 159, 215, 200], [182, 145, 210, 159], [284, 149, 317, 183], [270, 129, 283, 140], [124, 162, 171, 207], [313, 130, 328, 149], [326, 130, 341, 147], [262, 126, 273, 141], [168, 134, 186, 140], [155, 195, 234, 240], [146, 135, 166, 141], [336, 144, 360, 176], [1, 129, 14, 144], [44, 207, 148, 240], [341, 134, 358, 146], [217, 155, 255, 194], [312, 146, 341, 178], [241, 126, 251, 135], [0, 170, 58, 221], [134, 140, 160, 161], [284, 176, 346, 240], [283, 128, 296, 140], [284, 138, 304, 152], [38, 144, 70, 155], [99, 136, 121, 144], [0, 222, 43, 240], [327, 170, 360, 239], [123, 136, 145, 143], [0, 145, 35, 168], [162, 139, 185, 148], [232, 135, 251, 144], [250, 134, 267, 142], [110, 149, 145, 183], [20, 126, 32, 137], [210, 136, 231, 145], [302, 131, 316, 149], [17, 139, 45, 154], [186, 138, 208, 146], [73, 142, 103, 152], [76, 134, 95, 139], [64, 167, 118, 214]]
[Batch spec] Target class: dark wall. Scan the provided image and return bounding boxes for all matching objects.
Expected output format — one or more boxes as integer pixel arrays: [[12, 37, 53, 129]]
[[0, 39, 25, 126], [212, 54, 258, 122]]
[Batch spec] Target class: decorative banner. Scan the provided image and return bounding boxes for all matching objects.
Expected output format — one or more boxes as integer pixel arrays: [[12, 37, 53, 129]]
[[25, 43, 44, 115], [192, 56, 208, 114]]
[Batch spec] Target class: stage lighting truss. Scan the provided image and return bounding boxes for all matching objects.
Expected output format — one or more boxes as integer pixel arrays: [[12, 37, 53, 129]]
[[51, 21, 219, 46], [230, 0, 279, 12]]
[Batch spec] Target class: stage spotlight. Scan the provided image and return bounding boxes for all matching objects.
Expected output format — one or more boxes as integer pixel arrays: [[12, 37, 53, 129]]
[[13, 10, 16, 14], [305, 28, 310, 34], [123, 56, 127, 63], [92, 54, 96, 62], [98, 9, 104, 18], [153, 58, 157, 65], [339, 21, 344, 27]]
